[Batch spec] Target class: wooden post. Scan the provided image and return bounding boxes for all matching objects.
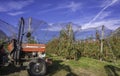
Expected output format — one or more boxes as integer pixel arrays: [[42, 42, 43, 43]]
[[28, 17, 32, 32], [100, 25, 104, 61]]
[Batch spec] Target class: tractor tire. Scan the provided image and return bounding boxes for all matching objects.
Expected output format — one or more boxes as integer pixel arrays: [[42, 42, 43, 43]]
[[28, 58, 46, 76]]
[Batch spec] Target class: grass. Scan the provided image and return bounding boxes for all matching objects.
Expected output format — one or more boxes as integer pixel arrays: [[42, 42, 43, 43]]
[[0, 55, 120, 76], [47, 55, 120, 76]]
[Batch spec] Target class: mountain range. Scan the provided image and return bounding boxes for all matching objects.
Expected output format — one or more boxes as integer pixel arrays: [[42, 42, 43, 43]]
[[0, 18, 114, 43], [111, 27, 120, 37], [76, 26, 113, 40]]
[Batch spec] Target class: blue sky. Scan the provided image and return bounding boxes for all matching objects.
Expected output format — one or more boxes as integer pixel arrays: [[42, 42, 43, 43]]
[[0, 0, 120, 30]]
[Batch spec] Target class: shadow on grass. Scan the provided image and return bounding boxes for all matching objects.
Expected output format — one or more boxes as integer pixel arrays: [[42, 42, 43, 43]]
[[0, 64, 27, 76], [47, 60, 78, 76], [104, 65, 120, 76]]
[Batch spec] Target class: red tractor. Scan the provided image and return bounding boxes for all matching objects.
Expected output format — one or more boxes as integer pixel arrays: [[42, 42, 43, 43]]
[[0, 17, 51, 76]]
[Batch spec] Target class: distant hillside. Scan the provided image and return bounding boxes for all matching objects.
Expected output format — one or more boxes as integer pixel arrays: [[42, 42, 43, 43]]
[[111, 27, 120, 37], [0, 29, 7, 39]]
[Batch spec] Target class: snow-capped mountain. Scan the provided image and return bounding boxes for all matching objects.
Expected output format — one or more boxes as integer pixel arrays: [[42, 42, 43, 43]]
[[76, 26, 112, 40], [0, 18, 113, 43], [111, 27, 120, 37], [23, 18, 57, 43], [23, 18, 81, 43]]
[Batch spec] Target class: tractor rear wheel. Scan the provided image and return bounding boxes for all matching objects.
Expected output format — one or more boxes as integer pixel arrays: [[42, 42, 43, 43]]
[[28, 59, 46, 76]]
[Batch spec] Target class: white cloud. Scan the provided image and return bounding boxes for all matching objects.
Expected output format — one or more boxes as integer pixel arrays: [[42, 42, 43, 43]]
[[0, 0, 34, 12], [111, 0, 119, 5], [99, 11, 111, 19], [42, 26, 62, 31], [41, 23, 81, 31], [87, 0, 119, 26], [8, 11, 25, 16], [101, 0, 119, 7], [39, 1, 81, 13], [62, 1, 81, 12], [82, 19, 120, 30], [81, 0, 120, 31]]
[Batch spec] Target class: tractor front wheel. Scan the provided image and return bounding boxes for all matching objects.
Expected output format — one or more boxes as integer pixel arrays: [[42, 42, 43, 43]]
[[28, 59, 46, 76]]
